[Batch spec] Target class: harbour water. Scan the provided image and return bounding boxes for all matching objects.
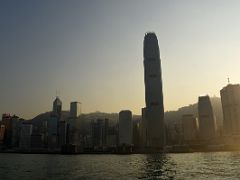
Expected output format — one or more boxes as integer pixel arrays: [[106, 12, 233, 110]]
[[0, 152, 240, 179]]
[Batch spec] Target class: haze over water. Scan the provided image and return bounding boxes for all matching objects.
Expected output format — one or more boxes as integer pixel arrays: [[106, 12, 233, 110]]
[[1, 152, 240, 179]]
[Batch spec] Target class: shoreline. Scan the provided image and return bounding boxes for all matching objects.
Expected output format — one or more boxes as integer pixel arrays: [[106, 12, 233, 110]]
[[1, 148, 240, 155]]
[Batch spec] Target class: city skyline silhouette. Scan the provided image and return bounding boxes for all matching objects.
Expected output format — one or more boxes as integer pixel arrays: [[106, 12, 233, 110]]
[[2, 1, 240, 179]]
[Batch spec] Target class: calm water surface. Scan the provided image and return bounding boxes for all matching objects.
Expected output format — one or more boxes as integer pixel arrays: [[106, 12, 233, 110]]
[[0, 152, 240, 179]]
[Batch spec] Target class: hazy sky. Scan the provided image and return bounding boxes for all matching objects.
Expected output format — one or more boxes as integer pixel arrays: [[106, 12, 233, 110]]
[[1, 0, 240, 119]]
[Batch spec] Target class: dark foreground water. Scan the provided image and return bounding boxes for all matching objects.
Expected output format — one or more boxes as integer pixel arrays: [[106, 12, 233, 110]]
[[1, 152, 240, 179]]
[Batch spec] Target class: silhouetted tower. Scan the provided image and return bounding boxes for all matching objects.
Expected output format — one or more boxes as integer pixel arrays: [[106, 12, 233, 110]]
[[141, 32, 165, 149], [53, 97, 62, 117], [220, 84, 240, 135], [119, 110, 133, 146], [198, 95, 216, 140], [70, 101, 81, 118]]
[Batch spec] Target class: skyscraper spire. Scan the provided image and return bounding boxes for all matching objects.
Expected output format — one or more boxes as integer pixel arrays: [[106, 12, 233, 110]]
[[56, 89, 60, 98]]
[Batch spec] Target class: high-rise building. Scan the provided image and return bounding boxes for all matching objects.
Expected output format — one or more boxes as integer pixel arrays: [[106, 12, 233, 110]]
[[68, 101, 81, 142], [91, 119, 109, 148], [11, 115, 21, 147], [48, 115, 58, 149], [70, 102, 81, 119], [0, 125, 5, 144], [181, 114, 198, 142], [198, 95, 216, 140], [2, 113, 12, 146], [49, 97, 63, 149], [19, 122, 32, 150], [119, 110, 133, 146], [106, 125, 117, 148], [59, 121, 67, 147], [53, 97, 62, 117], [141, 32, 165, 149], [132, 120, 141, 148], [220, 84, 240, 135]]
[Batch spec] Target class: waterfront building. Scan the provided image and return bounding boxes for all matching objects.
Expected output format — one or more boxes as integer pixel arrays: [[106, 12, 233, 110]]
[[42, 119, 48, 148], [166, 122, 183, 145], [91, 119, 109, 149], [141, 32, 165, 149], [59, 120, 67, 147], [133, 120, 141, 147], [0, 125, 5, 144], [47, 114, 58, 149], [69, 102, 79, 128], [31, 114, 48, 148], [220, 84, 240, 135], [103, 119, 109, 146], [11, 115, 21, 147], [119, 110, 133, 146], [68, 124, 79, 145], [68, 101, 81, 144], [181, 114, 197, 142], [19, 122, 32, 150], [31, 133, 44, 148], [48, 97, 63, 149], [106, 126, 117, 148], [198, 95, 216, 140], [2, 113, 12, 146]]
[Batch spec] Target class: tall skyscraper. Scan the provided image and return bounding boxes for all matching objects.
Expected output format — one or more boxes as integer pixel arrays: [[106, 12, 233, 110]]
[[198, 95, 216, 140], [220, 84, 240, 135], [53, 97, 62, 117], [68, 101, 81, 145], [141, 32, 165, 149], [49, 97, 63, 149]]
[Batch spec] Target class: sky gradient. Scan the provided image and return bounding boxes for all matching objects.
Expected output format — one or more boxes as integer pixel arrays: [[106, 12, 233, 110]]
[[1, 0, 240, 119]]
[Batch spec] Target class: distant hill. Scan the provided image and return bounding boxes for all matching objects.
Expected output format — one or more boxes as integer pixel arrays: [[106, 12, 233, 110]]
[[31, 97, 223, 129], [32, 111, 141, 127], [32, 111, 70, 124]]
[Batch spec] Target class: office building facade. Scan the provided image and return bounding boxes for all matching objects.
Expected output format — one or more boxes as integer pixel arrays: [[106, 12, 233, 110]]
[[198, 95, 216, 140], [220, 84, 240, 135]]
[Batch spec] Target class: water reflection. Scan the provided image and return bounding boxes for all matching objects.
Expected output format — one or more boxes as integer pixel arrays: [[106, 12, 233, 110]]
[[2, 152, 240, 179], [139, 154, 176, 179]]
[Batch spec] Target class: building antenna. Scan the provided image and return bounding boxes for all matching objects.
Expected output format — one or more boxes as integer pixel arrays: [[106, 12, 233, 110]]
[[227, 77, 230, 84], [56, 89, 60, 98]]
